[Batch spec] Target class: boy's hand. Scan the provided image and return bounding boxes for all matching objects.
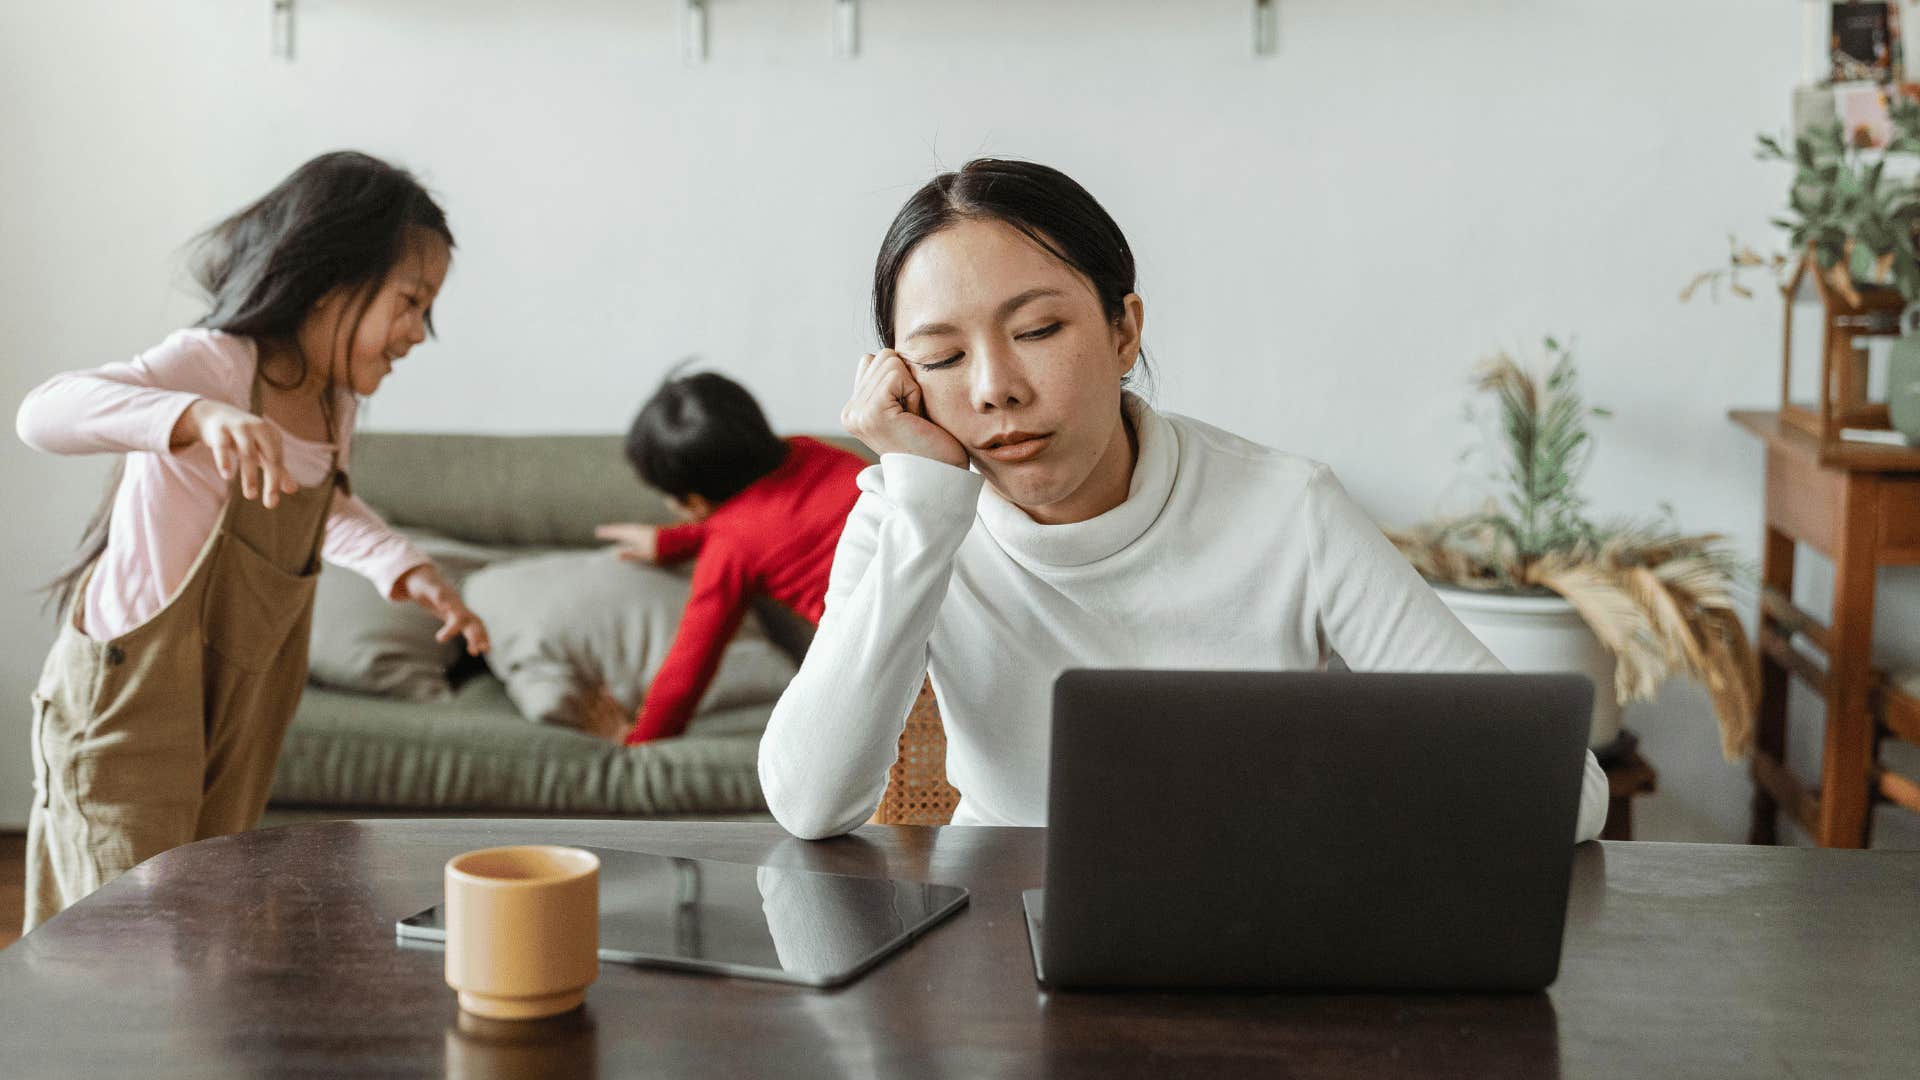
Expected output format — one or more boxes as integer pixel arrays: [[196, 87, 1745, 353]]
[[595, 522, 660, 564], [396, 564, 490, 655], [842, 349, 968, 468]]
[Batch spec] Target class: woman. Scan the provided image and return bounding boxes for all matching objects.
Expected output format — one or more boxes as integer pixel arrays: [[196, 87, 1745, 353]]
[[759, 158, 1607, 841]]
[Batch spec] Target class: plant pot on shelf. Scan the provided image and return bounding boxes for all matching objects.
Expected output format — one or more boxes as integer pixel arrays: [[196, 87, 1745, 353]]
[[1435, 585, 1622, 752]]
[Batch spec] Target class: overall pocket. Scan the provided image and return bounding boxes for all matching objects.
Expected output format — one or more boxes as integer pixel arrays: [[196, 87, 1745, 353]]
[[202, 532, 319, 672]]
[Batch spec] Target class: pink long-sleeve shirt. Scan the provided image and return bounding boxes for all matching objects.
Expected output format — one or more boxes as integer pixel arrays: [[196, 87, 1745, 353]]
[[16, 328, 429, 641]]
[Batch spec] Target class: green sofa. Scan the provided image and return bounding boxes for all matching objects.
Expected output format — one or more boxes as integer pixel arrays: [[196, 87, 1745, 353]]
[[266, 431, 867, 823]]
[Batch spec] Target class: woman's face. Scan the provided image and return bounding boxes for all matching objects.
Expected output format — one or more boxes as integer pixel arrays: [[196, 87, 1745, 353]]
[[891, 218, 1143, 524]]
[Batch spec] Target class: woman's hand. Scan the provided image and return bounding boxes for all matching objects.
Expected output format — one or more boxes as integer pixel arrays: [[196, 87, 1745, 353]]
[[397, 564, 491, 655], [595, 522, 661, 564], [172, 399, 300, 508], [841, 349, 968, 469]]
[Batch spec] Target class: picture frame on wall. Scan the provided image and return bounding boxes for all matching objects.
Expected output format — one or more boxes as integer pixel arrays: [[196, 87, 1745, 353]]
[[1832, 1, 1899, 83]]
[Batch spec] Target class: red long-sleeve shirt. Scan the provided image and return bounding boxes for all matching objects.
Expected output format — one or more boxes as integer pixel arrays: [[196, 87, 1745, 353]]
[[626, 437, 868, 744]]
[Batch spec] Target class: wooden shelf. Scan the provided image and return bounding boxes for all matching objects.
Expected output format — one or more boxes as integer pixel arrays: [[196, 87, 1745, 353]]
[[1731, 409, 1920, 473], [1882, 674, 1920, 745], [1736, 410, 1920, 846]]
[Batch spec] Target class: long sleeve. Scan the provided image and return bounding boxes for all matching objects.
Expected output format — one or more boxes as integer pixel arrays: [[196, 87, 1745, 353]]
[[654, 521, 708, 564], [758, 454, 983, 840], [629, 542, 754, 743], [1304, 464, 1608, 843], [322, 489, 431, 600], [16, 333, 229, 456]]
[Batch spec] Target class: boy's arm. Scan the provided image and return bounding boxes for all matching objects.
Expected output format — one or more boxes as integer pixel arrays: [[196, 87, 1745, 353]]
[[654, 521, 708, 564], [626, 542, 752, 744]]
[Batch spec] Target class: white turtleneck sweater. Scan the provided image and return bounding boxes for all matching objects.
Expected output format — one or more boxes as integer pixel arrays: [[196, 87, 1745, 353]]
[[759, 400, 1609, 842]]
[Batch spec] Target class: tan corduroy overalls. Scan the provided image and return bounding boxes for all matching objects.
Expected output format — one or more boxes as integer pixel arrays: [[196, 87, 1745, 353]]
[[25, 373, 343, 931]]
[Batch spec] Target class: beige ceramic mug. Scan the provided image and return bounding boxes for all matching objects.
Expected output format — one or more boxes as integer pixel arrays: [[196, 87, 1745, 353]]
[[444, 846, 600, 1020]]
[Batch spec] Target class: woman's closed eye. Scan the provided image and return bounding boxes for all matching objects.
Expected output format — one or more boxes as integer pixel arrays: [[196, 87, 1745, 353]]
[[913, 352, 963, 372], [912, 323, 1060, 371]]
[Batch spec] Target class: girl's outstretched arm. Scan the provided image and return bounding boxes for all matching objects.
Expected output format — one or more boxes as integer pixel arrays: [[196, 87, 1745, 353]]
[[16, 331, 236, 456]]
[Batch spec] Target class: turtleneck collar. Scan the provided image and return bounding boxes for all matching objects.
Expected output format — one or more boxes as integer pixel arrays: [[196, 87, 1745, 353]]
[[974, 393, 1178, 569]]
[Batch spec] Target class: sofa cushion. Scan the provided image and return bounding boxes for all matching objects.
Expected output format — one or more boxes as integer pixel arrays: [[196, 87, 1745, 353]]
[[463, 550, 797, 730], [271, 678, 769, 815], [346, 432, 874, 549], [308, 530, 524, 703]]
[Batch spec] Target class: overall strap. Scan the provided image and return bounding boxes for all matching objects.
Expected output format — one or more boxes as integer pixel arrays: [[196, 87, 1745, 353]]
[[205, 353, 274, 533]]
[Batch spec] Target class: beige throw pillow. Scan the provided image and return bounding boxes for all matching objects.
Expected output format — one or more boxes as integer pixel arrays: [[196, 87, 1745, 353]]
[[307, 530, 516, 702], [463, 550, 798, 733]]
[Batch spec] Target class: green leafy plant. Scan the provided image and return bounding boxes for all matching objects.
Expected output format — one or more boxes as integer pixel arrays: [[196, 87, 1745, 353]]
[[1683, 97, 1920, 304], [1389, 339, 1759, 759]]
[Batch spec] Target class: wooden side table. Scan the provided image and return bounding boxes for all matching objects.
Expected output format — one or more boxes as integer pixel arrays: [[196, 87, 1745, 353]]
[[1731, 410, 1920, 848]]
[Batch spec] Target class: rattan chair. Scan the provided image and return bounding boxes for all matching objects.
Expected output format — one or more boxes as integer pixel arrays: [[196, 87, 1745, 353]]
[[869, 676, 961, 826]]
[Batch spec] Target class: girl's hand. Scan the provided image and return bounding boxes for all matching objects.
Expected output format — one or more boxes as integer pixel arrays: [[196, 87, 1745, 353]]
[[841, 349, 969, 469], [594, 522, 660, 564], [174, 399, 301, 508], [397, 564, 491, 655]]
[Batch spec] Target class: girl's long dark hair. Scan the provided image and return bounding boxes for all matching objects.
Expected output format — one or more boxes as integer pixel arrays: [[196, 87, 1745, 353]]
[[46, 150, 453, 616], [871, 157, 1149, 391]]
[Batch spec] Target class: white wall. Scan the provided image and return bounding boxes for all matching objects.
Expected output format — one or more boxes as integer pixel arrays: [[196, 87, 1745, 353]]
[[4, 0, 1916, 843]]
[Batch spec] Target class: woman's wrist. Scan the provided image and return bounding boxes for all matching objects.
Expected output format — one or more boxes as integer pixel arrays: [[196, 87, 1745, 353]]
[[879, 453, 983, 516]]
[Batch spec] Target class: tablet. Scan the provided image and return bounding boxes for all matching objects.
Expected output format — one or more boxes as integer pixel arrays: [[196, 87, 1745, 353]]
[[395, 846, 969, 988]]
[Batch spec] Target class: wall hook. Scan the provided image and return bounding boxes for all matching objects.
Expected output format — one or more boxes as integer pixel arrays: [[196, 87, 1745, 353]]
[[684, 0, 708, 64], [1253, 0, 1277, 57], [835, 0, 859, 60], [272, 0, 295, 61]]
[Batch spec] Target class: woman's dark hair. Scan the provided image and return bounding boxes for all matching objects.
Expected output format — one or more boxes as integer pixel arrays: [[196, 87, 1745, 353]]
[[46, 150, 453, 615], [625, 371, 789, 505], [871, 158, 1148, 387]]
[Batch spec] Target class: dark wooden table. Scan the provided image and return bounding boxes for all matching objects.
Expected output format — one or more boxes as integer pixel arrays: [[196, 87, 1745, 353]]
[[1, 821, 1916, 1078]]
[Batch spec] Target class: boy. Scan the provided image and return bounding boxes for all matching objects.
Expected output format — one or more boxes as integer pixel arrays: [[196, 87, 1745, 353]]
[[597, 371, 867, 744]]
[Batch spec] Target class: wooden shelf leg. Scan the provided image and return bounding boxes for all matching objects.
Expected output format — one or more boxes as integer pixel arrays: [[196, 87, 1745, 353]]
[[1750, 526, 1796, 845], [1817, 476, 1882, 848], [1603, 794, 1634, 841]]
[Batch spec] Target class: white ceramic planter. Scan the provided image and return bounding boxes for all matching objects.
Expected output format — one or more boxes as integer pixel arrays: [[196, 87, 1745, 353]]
[[1434, 586, 1621, 749]]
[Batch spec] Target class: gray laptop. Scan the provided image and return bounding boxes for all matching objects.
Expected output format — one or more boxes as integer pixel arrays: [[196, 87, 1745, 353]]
[[1023, 670, 1592, 992]]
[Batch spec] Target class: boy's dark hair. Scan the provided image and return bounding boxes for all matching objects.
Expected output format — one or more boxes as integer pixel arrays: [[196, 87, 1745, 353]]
[[625, 372, 789, 504]]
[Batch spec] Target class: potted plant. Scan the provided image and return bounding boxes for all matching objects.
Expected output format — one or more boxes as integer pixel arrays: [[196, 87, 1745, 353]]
[[1684, 101, 1920, 443], [1388, 338, 1758, 759], [1684, 98, 1920, 306]]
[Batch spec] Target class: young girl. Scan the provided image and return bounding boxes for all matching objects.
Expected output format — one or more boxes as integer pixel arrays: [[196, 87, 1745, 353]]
[[759, 158, 1609, 842], [15, 151, 490, 930]]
